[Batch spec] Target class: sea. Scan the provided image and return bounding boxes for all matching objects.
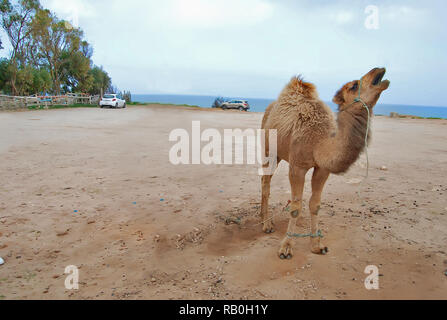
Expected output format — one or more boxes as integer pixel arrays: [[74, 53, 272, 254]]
[[133, 94, 447, 119]]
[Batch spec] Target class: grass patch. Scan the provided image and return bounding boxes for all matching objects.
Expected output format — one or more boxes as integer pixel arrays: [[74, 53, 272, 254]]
[[399, 115, 424, 119], [24, 102, 202, 110], [50, 103, 97, 109], [129, 101, 201, 108], [397, 114, 445, 120], [28, 103, 97, 110], [24, 271, 37, 281], [149, 102, 200, 108]]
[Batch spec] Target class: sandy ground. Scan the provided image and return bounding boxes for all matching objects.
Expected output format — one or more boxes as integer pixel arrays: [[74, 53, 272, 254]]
[[0, 105, 446, 300]]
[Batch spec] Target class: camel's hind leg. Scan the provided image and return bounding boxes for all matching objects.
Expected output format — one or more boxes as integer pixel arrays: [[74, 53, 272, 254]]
[[261, 174, 274, 233], [260, 154, 280, 233], [278, 166, 307, 259], [261, 159, 280, 233], [309, 167, 330, 255], [259, 121, 278, 233]]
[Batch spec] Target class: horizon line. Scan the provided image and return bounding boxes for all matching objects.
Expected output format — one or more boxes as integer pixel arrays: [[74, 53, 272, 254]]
[[132, 93, 447, 109]]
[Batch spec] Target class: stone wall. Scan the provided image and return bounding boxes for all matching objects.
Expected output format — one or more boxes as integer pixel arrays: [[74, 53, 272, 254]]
[[0, 94, 101, 111]]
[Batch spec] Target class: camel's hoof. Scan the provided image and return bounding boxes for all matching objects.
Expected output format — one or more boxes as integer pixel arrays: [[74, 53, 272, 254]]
[[278, 243, 293, 260], [279, 254, 292, 260], [312, 247, 329, 255], [262, 222, 275, 234]]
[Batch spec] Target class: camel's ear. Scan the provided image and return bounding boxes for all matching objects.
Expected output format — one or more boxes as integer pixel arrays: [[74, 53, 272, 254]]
[[332, 88, 344, 105]]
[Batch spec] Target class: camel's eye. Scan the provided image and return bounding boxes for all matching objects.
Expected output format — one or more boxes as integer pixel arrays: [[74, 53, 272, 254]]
[[350, 82, 359, 92]]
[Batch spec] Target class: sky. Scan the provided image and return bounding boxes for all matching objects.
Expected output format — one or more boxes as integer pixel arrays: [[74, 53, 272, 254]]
[[1, 0, 447, 106]]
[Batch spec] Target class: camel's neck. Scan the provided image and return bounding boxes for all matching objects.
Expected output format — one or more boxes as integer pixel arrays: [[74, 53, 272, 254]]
[[316, 107, 371, 174]]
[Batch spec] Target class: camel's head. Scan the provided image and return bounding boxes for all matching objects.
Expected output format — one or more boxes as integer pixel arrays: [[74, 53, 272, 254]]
[[333, 68, 390, 111]]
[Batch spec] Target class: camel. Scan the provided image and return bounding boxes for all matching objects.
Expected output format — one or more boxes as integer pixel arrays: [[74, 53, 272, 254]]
[[260, 67, 390, 259]]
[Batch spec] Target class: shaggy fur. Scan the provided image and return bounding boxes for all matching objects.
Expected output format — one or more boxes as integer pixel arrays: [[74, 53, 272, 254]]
[[260, 68, 390, 258], [266, 76, 335, 146]]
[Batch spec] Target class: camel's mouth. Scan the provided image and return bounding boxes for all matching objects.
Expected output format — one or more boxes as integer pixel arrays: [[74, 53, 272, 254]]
[[372, 69, 386, 86]]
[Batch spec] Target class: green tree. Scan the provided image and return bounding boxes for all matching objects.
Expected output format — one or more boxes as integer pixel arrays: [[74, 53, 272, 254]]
[[31, 67, 51, 94], [12, 64, 49, 95], [0, 0, 8, 50], [0, 0, 40, 95], [0, 57, 50, 95], [60, 40, 93, 93], [1, 1, 113, 97], [0, 58, 11, 93], [88, 65, 111, 95], [15, 64, 33, 94], [30, 8, 86, 95]]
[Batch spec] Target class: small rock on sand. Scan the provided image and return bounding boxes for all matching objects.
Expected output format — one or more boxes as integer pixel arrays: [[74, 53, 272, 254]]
[[380, 166, 388, 171], [56, 229, 70, 236], [0, 257, 4, 265], [346, 178, 362, 184]]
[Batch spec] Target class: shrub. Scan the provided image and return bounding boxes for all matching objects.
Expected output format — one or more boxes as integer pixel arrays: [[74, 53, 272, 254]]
[[212, 97, 225, 108]]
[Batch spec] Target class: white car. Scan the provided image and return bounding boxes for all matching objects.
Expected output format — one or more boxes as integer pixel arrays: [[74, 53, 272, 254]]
[[99, 94, 126, 108], [220, 100, 250, 111]]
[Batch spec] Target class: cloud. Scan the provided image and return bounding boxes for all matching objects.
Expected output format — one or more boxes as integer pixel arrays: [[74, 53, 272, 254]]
[[44, 0, 96, 27], [331, 11, 355, 25], [2, 0, 446, 105], [171, 0, 274, 28], [42, 0, 274, 30]]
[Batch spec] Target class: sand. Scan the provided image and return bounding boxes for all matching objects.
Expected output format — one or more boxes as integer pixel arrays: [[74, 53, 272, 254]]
[[0, 105, 446, 300]]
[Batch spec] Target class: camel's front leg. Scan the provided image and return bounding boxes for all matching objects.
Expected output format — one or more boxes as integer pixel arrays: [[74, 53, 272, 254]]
[[278, 166, 307, 259], [309, 167, 330, 255]]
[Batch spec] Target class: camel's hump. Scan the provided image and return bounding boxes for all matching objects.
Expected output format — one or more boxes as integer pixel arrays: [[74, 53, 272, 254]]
[[286, 76, 318, 100]]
